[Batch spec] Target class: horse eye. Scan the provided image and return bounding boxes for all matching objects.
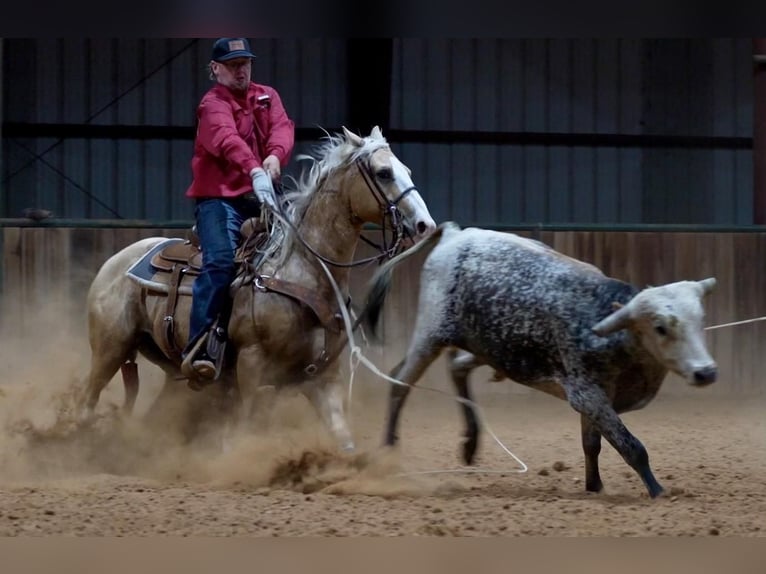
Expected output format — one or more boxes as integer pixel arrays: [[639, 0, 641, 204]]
[[376, 168, 393, 181], [654, 325, 668, 336]]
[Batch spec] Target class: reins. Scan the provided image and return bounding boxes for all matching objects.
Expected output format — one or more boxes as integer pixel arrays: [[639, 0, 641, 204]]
[[265, 157, 416, 269]]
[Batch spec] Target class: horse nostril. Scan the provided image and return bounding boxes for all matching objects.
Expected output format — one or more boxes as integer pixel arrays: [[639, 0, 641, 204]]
[[416, 220, 437, 237], [693, 366, 717, 385]]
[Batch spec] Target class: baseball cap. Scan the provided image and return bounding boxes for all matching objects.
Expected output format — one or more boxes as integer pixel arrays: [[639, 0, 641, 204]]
[[211, 38, 256, 62]]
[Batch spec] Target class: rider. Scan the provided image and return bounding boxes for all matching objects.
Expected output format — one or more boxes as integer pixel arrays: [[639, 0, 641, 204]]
[[181, 37, 295, 382]]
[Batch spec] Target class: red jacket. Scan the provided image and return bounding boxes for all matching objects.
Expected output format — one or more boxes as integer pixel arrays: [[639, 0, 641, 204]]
[[186, 82, 295, 199]]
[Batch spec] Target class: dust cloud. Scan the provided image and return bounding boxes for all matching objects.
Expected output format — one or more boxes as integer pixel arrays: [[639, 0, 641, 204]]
[[0, 285, 454, 500]]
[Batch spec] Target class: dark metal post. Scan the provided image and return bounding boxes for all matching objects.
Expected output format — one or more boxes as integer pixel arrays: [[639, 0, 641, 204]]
[[753, 39, 766, 224], [346, 39, 393, 136], [0, 38, 4, 218]]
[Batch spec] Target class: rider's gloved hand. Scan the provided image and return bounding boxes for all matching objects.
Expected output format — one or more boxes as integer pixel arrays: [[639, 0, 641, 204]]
[[250, 167, 275, 206]]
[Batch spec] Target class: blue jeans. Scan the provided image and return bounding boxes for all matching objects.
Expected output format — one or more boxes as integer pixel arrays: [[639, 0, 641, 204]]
[[185, 197, 260, 354]]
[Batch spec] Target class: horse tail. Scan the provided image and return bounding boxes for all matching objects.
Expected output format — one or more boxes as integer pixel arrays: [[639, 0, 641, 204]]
[[362, 221, 459, 340]]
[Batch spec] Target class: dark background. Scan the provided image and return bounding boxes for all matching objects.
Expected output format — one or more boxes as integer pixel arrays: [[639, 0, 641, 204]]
[[2, 38, 763, 227]]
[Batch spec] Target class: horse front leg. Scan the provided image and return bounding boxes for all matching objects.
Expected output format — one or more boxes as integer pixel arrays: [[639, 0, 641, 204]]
[[210, 367, 243, 453], [236, 345, 279, 436], [304, 373, 355, 453]]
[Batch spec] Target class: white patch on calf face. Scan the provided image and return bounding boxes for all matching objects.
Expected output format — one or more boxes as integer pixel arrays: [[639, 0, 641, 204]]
[[629, 281, 716, 382]]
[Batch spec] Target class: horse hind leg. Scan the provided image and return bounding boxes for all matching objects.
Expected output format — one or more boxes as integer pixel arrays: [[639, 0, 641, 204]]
[[120, 361, 139, 415], [81, 346, 137, 417]]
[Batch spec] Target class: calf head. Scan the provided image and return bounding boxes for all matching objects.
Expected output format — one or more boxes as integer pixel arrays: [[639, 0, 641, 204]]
[[592, 278, 718, 386]]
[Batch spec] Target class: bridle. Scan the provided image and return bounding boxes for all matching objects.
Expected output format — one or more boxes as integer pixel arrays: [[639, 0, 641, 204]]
[[267, 154, 419, 269], [354, 157, 418, 263]]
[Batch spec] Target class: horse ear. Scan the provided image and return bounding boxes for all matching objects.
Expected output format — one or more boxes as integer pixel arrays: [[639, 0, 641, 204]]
[[370, 125, 383, 139], [342, 126, 364, 146]]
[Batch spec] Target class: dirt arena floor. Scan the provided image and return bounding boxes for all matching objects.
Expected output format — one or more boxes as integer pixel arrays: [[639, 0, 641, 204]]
[[0, 312, 764, 538]]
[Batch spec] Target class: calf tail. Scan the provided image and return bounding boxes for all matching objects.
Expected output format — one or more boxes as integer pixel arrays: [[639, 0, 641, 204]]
[[361, 221, 458, 341]]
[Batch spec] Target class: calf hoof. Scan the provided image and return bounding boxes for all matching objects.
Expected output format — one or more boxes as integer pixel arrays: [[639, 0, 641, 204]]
[[647, 484, 665, 499], [341, 441, 356, 453], [461, 436, 478, 465], [382, 432, 398, 448], [585, 478, 604, 493]]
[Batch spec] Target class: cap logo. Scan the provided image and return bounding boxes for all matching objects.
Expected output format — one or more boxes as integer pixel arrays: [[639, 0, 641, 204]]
[[228, 40, 245, 52]]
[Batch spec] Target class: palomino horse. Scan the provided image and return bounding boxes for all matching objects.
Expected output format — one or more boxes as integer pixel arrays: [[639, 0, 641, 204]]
[[80, 126, 436, 450]]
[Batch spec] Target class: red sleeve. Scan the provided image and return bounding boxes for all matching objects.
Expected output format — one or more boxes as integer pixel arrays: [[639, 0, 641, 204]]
[[196, 96, 259, 175], [263, 88, 295, 167]]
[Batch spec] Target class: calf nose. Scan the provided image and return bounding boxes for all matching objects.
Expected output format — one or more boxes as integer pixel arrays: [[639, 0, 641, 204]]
[[693, 365, 717, 386]]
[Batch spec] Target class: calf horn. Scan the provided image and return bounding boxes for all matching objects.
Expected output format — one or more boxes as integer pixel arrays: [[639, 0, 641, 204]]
[[592, 304, 633, 336], [697, 277, 717, 296]]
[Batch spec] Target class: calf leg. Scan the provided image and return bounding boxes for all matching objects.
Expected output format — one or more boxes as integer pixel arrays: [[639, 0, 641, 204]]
[[564, 379, 663, 498], [448, 349, 481, 465], [580, 414, 603, 493], [385, 343, 443, 447]]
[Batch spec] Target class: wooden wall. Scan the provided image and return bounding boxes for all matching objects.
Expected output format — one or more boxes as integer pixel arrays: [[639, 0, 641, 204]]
[[2, 226, 765, 395]]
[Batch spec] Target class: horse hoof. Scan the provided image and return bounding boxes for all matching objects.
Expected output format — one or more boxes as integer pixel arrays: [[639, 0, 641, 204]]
[[341, 442, 356, 453], [76, 406, 95, 427]]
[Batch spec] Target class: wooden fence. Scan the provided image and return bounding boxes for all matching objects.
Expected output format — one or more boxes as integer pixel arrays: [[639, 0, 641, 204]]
[[2, 225, 765, 395]]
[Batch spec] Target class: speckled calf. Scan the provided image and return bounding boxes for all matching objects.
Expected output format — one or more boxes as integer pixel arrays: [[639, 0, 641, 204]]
[[362, 222, 718, 498]]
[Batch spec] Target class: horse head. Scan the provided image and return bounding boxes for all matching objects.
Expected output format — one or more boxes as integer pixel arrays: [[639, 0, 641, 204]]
[[340, 125, 436, 244]]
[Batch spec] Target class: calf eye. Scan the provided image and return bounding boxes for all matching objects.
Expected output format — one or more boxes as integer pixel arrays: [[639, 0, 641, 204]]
[[376, 168, 393, 181], [654, 325, 668, 336]]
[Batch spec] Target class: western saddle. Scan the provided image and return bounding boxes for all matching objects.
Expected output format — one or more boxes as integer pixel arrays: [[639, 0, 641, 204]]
[[149, 217, 268, 368], [148, 216, 346, 380]]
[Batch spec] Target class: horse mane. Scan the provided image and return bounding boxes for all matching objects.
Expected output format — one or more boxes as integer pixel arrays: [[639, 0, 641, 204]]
[[268, 127, 391, 268]]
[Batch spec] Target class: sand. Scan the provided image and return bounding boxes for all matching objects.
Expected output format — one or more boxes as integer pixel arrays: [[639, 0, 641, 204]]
[[0, 317, 764, 537]]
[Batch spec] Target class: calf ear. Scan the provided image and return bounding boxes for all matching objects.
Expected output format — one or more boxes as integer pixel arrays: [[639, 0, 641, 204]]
[[697, 277, 716, 296], [592, 304, 632, 336]]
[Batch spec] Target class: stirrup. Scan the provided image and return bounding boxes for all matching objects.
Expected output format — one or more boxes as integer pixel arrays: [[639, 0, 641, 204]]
[[180, 332, 209, 381], [190, 358, 216, 381]]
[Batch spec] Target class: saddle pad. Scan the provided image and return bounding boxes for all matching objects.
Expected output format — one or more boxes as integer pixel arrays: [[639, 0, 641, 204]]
[[126, 237, 186, 290]]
